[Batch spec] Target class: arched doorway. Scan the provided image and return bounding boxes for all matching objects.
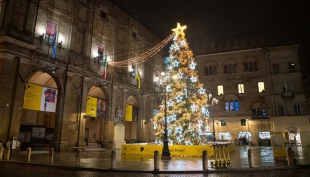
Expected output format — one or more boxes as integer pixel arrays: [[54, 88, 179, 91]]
[[124, 95, 140, 143], [19, 71, 58, 150], [85, 86, 108, 147]]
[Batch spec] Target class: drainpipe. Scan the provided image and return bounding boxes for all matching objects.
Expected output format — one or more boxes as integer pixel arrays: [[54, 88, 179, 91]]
[[264, 47, 276, 116]]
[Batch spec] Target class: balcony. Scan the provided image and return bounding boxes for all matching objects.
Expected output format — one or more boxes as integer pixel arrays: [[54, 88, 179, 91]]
[[281, 91, 295, 100]]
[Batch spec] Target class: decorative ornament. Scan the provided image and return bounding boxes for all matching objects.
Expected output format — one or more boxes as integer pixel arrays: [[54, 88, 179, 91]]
[[176, 95, 183, 103], [201, 106, 210, 117], [190, 76, 197, 83], [184, 88, 188, 97], [172, 60, 179, 68], [166, 85, 172, 92], [191, 103, 198, 112], [172, 23, 187, 37], [198, 87, 206, 95], [180, 40, 186, 46], [189, 61, 196, 70], [167, 99, 174, 107], [178, 72, 183, 78]]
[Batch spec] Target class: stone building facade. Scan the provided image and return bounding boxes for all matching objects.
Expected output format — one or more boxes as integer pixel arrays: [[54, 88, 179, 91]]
[[194, 39, 310, 146], [0, 0, 165, 151]]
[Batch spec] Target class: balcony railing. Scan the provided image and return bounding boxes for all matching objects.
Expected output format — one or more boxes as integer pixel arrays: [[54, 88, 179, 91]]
[[281, 91, 295, 99]]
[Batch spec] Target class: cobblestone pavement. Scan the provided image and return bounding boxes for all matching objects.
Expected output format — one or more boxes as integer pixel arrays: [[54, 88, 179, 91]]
[[1, 145, 310, 174]]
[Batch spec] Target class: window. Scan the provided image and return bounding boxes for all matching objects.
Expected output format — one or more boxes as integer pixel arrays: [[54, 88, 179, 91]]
[[254, 62, 258, 71], [205, 67, 208, 76], [249, 62, 253, 71], [241, 119, 246, 126], [252, 108, 257, 118], [282, 81, 291, 92], [45, 20, 57, 45], [273, 64, 279, 74], [294, 104, 301, 115], [235, 100, 239, 111], [278, 105, 285, 116], [238, 84, 244, 93], [213, 66, 217, 75], [133, 31, 137, 38], [217, 85, 223, 95], [224, 65, 228, 74], [257, 108, 262, 118], [221, 120, 226, 126], [233, 64, 237, 73], [244, 63, 248, 72], [209, 66, 213, 75], [225, 101, 229, 111], [229, 100, 234, 111], [262, 108, 267, 118], [258, 82, 265, 92], [228, 64, 232, 74], [288, 63, 295, 73], [100, 10, 107, 19]]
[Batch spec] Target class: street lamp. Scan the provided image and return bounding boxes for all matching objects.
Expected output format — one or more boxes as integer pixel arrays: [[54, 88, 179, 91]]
[[212, 98, 218, 143], [161, 83, 171, 159]]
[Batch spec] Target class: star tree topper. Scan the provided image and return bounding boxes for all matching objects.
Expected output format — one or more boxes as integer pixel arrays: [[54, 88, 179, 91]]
[[172, 23, 187, 37]]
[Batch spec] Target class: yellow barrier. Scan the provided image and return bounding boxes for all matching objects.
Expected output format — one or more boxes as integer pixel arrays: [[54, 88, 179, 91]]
[[121, 143, 236, 157]]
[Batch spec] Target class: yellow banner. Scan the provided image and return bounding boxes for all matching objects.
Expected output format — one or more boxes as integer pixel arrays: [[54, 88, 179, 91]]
[[125, 104, 133, 121], [23, 83, 43, 110], [86, 96, 97, 117]]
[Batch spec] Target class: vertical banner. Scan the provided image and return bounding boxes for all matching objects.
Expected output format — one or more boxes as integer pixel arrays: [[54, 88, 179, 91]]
[[125, 104, 133, 121], [86, 96, 97, 117], [97, 98, 106, 118], [23, 83, 43, 110], [40, 87, 58, 112]]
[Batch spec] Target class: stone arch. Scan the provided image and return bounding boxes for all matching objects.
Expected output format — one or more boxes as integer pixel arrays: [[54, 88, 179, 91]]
[[222, 57, 239, 65]]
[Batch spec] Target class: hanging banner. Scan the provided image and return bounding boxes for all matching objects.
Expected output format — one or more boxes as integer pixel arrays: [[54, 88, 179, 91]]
[[97, 98, 106, 118], [86, 96, 97, 117], [125, 104, 133, 121], [23, 83, 43, 110], [40, 87, 58, 112]]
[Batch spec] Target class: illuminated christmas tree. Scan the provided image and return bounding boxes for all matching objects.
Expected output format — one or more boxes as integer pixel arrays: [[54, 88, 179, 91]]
[[153, 23, 209, 145]]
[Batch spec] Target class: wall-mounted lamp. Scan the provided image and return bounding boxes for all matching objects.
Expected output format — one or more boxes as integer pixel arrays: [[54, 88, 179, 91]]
[[39, 33, 44, 44], [57, 41, 62, 50]]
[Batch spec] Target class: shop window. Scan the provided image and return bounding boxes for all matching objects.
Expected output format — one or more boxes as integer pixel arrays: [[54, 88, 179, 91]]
[[238, 84, 244, 93], [288, 63, 295, 73], [241, 119, 246, 126], [217, 85, 223, 95], [221, 120, 226, 126], [218, 132, 231, 141], [258, 82, 265, 92]]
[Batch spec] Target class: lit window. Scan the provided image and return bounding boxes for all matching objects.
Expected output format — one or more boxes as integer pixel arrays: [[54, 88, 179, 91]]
[[225, 101, 229, 111], [238, 84, 244, 93], [262, 108, 267, 117], [235, 100, 239, 111], [258, 82, 265, 92], [288, 63, 295, 73], [217, 85, 224, 95], [229, 100, 234, 111], [221, 120, 226, 126]]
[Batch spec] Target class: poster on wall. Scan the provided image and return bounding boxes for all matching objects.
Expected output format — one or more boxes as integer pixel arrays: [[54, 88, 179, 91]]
[[125, 104, 133, 121], [23, 83, 58, 112], [40, 87, 58, 112], [18, 131, 32, 143], [32, 127, 46, 138], [97, 98, 106, 118], [86, 96, 97, 117], [23, 83, 43, 110]]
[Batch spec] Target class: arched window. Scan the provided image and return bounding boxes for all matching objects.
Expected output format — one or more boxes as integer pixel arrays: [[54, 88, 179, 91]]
[[233, 64, 237, 73], [205, 67, 209, 76], [213, 66, 217, 75], [254, 61, 258, 71], [225, 101, 229, 111], [249, 62, 253, 72], [224, 65, 228, 74], [228, 64, 232, 74], [234, 100, 239, 111], [209, 66, 213, 75], [257, 108, 262, 118], [252, 108, 257, 118], [244, 63, 248, 72], [229, 100, 234, 111], [262, 108, 267, 118]]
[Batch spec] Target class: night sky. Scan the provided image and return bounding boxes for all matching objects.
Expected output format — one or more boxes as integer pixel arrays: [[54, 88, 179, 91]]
[[113, 0, 310, 74]]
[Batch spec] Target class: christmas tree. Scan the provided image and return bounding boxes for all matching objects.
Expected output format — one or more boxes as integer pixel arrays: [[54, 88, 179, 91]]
[[153, 23, 209, 145]]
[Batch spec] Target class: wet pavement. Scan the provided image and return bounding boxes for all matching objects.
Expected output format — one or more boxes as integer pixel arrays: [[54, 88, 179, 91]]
[[1, 145, 310, 173]]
